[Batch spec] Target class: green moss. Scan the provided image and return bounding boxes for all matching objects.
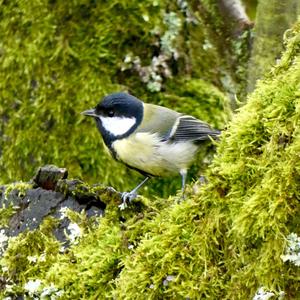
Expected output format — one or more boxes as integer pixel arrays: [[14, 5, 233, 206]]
[[163, 78, 232, 128], [113, 21, 300, 299], [0, 206, 15, 227], [36, 198, 173, 299], [0, 182, 32, 228], [3, 182, 33, 200], [0, 217, 61, 297], [44, 217, 124, 299]]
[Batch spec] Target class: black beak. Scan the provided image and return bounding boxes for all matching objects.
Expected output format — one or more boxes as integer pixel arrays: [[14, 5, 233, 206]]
[[81, 108, 98, 117]]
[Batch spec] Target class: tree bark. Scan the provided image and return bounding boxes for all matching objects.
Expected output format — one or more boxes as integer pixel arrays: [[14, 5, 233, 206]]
[[247, 0, 299, 92], [197, 0, 253, 100]]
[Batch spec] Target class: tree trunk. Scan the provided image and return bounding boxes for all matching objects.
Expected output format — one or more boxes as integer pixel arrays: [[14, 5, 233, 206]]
[[197, 0, 253, 100], [247, 0, 299, 92]]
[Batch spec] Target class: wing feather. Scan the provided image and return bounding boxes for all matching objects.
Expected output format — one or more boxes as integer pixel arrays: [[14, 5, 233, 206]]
[[168, 115, 220, 142], [136, 104, 220, 143]]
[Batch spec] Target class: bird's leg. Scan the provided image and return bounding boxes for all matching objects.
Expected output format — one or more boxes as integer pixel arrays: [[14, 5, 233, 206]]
[[127, 176, 150, 197], [179, 169, 187, 201], [120, 176, 150, 209]]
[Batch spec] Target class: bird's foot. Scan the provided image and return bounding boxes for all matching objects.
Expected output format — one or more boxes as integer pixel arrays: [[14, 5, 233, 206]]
[[176, 193, 186, 204], [118, 191, 138, 210], [122, 191, 138, 203]]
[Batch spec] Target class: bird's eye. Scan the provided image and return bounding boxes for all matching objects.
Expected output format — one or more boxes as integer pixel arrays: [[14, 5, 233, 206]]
[[108, 110, 115, 117]]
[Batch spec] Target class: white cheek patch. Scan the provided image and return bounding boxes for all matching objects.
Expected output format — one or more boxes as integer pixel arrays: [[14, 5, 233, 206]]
[[99, 116, 136, 136]]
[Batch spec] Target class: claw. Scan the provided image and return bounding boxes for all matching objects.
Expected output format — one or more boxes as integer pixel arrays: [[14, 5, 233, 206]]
[[118, 191, 138, 210], [122, 191, 138, 202], [118, 177, 150, 210]]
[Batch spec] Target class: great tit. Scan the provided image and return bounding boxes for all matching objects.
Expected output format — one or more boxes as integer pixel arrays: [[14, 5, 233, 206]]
[[81, 92, 220, 205]]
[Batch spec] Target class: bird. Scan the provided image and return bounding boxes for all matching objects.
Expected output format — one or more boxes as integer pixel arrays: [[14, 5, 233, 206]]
[[81, 92, 220, 207]]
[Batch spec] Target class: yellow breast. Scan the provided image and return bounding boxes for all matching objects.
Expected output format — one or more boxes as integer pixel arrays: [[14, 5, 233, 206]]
[[112, 132, 198, 177]]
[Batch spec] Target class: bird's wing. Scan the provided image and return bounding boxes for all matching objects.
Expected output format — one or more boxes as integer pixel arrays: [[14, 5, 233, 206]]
[[136, 103, 220, 142], [137, 103, 180, 138], [167, 115, 220, 142]]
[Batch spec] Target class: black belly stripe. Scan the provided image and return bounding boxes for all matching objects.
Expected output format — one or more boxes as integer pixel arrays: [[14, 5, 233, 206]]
[[123, 163, 156, 177]]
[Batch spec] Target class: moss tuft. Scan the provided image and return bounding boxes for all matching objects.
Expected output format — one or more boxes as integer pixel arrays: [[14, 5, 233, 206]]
[[0, 206, 15, 228], [0, 217, 61, 297], [3, 182, 33, 201]]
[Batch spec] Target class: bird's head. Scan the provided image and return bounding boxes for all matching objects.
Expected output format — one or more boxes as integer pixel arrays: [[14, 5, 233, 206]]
[[81, 92, 144, 144]]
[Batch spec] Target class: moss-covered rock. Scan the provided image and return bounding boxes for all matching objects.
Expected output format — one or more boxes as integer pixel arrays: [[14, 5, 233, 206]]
[[0, 179, 174, 299]]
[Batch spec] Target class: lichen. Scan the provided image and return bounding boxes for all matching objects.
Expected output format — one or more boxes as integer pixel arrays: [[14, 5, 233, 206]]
[[195, 0, 253, 99], [280, 233, 300, 267], [122, 10, 183, 92], [0, 206, 104, 299], [0, 230, 9, 256], [0, 217, 61, 298]]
